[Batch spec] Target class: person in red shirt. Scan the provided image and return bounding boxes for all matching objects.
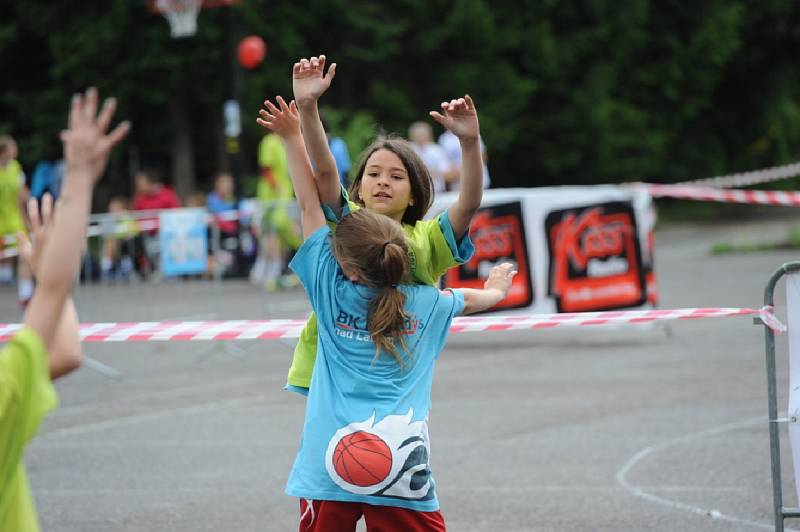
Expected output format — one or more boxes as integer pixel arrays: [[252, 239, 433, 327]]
[[130, 170, 181, 276], [132, 170, 181, 212]]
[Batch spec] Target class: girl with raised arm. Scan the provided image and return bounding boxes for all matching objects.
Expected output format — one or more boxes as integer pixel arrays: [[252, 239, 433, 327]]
[[284, 54, 486, 395], [258, 97, 514, 531]]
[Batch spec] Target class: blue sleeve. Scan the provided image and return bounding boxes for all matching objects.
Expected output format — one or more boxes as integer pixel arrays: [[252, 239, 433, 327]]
[[430, 288, 465, 360], [322, 185, 355, 223], [438, 210, 475, 264], [443, 288, 466, 317], [288, 225, 338, 307]]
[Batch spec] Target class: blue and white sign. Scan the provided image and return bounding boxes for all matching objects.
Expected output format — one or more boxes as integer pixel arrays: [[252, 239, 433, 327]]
[[159, 208, 208, 276]]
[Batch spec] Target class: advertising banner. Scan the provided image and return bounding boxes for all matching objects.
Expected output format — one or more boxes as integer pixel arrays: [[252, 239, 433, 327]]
[[442, 201, 534, 311], [545, 201, 646, 313], [159, 208, 208, 276]]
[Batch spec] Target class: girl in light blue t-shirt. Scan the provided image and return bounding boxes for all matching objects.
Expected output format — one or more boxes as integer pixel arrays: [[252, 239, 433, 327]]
[[258, 96, 516, 532]]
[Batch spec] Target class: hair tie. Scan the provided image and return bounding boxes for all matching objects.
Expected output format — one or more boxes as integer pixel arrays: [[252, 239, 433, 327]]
[[382, 241, 392, 253]]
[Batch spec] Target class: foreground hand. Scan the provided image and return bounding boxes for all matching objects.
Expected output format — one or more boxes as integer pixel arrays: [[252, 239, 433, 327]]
[[257, 96, 301, 137], [484, 262, 517, 294], [429, 95, 479, 141], [17, 194, 55, 279], [61, 87, 130, 184], [292, 55, 336, 105]]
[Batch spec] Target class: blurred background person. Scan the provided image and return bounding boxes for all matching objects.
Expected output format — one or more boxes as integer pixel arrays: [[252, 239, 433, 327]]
[[253, 131, 300, 291], [29, 158, 65, 201], [438, 129, 491, 190], [100, 196, 137, 283], [206, 172, 240, 276], [319, 114, 351, 187], [131, 169, 181, 278], [0, 135, 34, 307], [408, 121, 450, 193]]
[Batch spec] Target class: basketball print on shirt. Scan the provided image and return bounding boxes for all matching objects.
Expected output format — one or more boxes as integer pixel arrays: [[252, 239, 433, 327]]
[[325, 409, 434, 501]]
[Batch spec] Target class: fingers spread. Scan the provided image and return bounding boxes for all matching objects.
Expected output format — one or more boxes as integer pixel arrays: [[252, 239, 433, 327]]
[[84, 87, 98, 124], [96, 97, 117, 134], [465, 94, 475, 109], [40, 193, 54, 226], [429, 111, 446, 125], [26, 198, 41, 232], [106, 121, 131, 147], [326, 63, 337, 81], [68, 94, 82, 130], [264, 100, 280, 114], [276, 95, 289, 111]]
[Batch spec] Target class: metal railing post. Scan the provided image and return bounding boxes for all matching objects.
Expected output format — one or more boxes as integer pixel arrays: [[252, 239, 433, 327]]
[[762, 261, 800, 531]]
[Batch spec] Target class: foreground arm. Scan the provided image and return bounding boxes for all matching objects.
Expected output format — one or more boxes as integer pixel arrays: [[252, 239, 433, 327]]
[[292, 55, 342, 209], [18, 195, 82, 378], [430, 95, 483, 239], [460, 262, 517, 315], [258, 96, 325, 239]]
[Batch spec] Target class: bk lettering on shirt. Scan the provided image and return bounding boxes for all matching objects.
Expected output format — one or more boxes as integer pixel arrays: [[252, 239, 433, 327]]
[[336, 310, 366, 331]]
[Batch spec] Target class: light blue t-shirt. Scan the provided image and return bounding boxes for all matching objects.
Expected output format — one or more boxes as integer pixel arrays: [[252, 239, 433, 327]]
[[286, 225, 465, 512]]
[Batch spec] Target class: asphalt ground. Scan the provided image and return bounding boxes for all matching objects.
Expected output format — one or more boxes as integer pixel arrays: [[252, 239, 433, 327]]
[[2, 215, 800, 531]]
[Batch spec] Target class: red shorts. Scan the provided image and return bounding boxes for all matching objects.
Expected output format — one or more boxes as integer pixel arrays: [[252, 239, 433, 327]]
[[299, 499, 446, 532]]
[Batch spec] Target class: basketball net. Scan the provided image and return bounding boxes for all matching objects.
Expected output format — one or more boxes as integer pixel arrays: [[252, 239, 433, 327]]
[[156, 0, 202, 38]]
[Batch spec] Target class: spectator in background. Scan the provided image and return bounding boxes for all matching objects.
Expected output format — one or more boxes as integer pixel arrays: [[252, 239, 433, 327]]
[[131, 170, 181, 213], [408, 121, 450, 193], [438, 129, 492, 190], [100, 196, 137, 283], [320, 114, 351, 187], [206, 172, 240, 276], [206, 172, 238, 234], [131, 170, 180, 277], [253, 131, 301, 291], [30, 159, 65, 201], [0, 135, 34, 307]]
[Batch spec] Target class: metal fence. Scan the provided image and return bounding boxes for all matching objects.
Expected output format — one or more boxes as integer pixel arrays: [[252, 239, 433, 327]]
[[761, 261, 800, 531]]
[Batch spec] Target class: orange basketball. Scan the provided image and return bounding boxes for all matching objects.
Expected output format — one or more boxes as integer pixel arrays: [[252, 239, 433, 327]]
[[332, 431, 393, 487], [237, 35, 266, 69]]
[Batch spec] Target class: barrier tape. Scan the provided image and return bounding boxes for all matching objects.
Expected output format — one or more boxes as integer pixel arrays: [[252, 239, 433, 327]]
[[646, 184, 800, 206], [677, 161, 800, 189], [0, 306, 784, 343]]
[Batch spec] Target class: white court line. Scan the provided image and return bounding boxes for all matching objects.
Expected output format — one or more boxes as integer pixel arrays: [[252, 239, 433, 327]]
[[616, 416, 796, 531]]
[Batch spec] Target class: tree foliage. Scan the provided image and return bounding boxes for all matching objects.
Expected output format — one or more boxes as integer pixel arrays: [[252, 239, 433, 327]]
[[0, 0, 798, 204]]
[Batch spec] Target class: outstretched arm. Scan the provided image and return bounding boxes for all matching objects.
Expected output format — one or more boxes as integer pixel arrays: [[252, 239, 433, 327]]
[[17, 195, 81, 379], [23, 88, 129, 350], [459, 262, 517, 315], [258, 96, 325, 240], [430, 95, 483, 239], [292, 55, 342, 210]]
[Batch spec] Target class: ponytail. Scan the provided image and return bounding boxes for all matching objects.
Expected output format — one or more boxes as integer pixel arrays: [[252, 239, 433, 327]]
[[331, 209, 412, 366], [368, 241, 409, 365]]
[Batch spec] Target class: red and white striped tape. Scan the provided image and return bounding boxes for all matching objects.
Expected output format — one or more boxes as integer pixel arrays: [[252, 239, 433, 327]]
[[0, 306, 784, 343], [677, 161, 800, 189], [646, 184, 800, 206]]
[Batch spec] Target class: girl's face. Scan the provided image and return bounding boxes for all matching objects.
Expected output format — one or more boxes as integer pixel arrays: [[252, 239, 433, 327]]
[[358, 149, 413, 224]]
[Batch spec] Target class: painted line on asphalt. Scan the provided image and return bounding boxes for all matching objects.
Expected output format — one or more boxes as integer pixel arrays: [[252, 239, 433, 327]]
[[616, 416, 794, 531]]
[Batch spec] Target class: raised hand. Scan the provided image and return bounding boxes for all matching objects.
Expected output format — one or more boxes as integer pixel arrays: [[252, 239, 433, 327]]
[[484, 262, 517, 295], [292, 55, 337, 106], [429, 95, 479, 142], [16, 194, 54, 279], [257, 96, 301, 138], [61, 87, 130, 184]]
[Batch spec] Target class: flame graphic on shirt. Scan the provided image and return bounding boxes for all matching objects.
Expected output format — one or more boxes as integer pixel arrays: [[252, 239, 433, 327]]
[[325, 409, 433, 499]]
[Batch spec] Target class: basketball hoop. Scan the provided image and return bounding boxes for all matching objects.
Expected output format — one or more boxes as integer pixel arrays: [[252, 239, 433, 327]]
[[154, 0, 203, 38], [148, 0, 239, 38]]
